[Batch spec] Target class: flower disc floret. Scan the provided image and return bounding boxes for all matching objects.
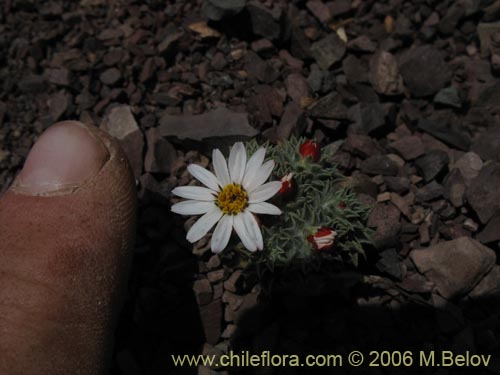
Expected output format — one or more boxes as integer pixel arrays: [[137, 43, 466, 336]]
[[217, 183, 248, 215]]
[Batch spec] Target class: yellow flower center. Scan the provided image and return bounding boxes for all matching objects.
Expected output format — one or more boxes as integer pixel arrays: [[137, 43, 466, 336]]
[[216, 183, 248, 215]]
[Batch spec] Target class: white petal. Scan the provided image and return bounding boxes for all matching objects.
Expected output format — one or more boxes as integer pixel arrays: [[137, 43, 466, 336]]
[[242, 147, 266, 190], [243, 211, 264, 251], [248, 181, 282, 203], [212, 149, 231, 187], [234, 213, 257, 252], [247, 202, 282, 215], [245, 160, 275, 192], [172, 186, 216, 201], [186, 207, 223, 243], [228, 142, 247, 184], [171, 201, 215, 215], [210, 214, 234, 253], [187, 164, 221, 192]]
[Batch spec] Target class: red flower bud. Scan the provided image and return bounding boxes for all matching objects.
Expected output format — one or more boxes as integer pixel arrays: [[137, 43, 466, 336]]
[[299, 140, 321, 162], [278, 172, 296, 199], [307, 227, 337, 251], [338, 201, 347, 209]]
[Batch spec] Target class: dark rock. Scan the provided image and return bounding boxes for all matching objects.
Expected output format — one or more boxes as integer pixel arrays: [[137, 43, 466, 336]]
[[417, 119, 471, 151], [471, 126, 500, 163], [410, 237, 496, 299], [247, 2, 281, 40], [309, 92, 348, 120], [376, 249, 403, 280], [467, 162, 500, 224], [310, 33, 346, 70], [434, 87, 462, 108], [158, 31, 184, 54], [398, 273, 435, 294], [389, 135, 425, 161], [244, 51, 279, 83], [276, 102, 304, 141], [144, 128, 177, 174], [348, 102, 386, 135], [285, 73, 311, 104], [399, 46, 451, 97], [202, 0, 245, 21], [159, 107, 258, 150], [453, 152, 483, 183], [100, 67, 121, 86], [438, 3, 465, 35], [415, 150, 450, 182], [306, 0, 331, 23], [289, 26, 312, 60], [469, 266, 500, 298], [416, 180, 444, 202], [45, 67, 71, 86], [477, 214, 500, 244], [101, 105, 144, 177], [343, 134, 382, 158], [347, 35, 377, 53], [342, 55, 369, 84], [384, 176, 410, 194], [444, 169, 466, 208], [478, 21, 500, 57], [199, 298, 223, 345], [360, 155, 399, 176], [368, 203, 401, 249], [251, 38, 274, 54], [47, 89, 71, 121], [223, 270, 244, 293], [369, 50, 404, 96], [193, 279, 213, 306], [18, 75, 47, 93]]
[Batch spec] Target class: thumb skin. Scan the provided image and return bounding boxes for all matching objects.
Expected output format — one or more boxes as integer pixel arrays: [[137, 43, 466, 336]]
[[0, 121, 137, 375]]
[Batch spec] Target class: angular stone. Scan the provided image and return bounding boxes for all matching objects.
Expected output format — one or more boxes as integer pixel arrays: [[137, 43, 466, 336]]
[[389, 135, 425, 160], [434, 87, 462, 108], [438, 3, 465, 35], [202, 0, 245, 21], [99, 67, 121, 86], [375, 249, 403, 280], [285, 73, 311, 104], [343, 134, 382, 158], [45, 67, 71, 86], [478, 21, 500, 57], [369, 50, 404, 96], [410, 237, 496, 299], [47, 89, 71, 121], [306, 1, 331, 23], [158, 31, 184, 54], [453, 152, 483, 183], [469, 266, 500, 298], [310, 33, 346, 70], [384, 176, 410, 194], [247, 2, 281, 40], [309, 92, 348, 120], [415, 150, 450, 182], [347, 35, 377, 53], [467, 162, 500, 224], [276, 102, 304, 141], [360, 155, 399, 176], [144, 128, 177, 174], [159, 107, 258, 149], [444, 169, 466, 208], [471, 125, 500, 163], [223, 270, 244, 294], [399, 46, 451, 97], [193, 279, 213, 306], [199, 298, 223, 345], [415, 180, 444, 202], [348, 102, 386, 135], [417, 119, 471, 151], [368, 203, 401, 249], [477, 214, 500, 244], [101, 105, 144, 177], [244, 51, 279, 83]]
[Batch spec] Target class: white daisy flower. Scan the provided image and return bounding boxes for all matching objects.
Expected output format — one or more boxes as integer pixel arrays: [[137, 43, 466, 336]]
[[171, 142, 282, 253]]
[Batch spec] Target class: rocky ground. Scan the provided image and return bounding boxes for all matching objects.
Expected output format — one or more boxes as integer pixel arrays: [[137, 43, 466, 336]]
[[2, 0, 500, 374]]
